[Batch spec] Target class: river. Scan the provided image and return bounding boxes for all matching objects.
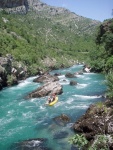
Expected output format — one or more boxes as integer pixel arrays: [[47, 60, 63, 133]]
[[0, 65, 106, 150]]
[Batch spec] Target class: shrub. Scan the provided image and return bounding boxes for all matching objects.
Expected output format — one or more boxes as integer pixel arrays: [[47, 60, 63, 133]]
[[68, 134, 88, 149], [105, 73, 113, 99], [89, 135, 110, 150]]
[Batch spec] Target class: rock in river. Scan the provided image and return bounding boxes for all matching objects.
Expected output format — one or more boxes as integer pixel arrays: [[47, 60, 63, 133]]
[[27, 81, 63, 98]]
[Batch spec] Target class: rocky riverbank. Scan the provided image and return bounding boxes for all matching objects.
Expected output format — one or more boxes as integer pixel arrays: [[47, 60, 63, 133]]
[[0, 54, 28, 90], [73, 99, 113, 149]]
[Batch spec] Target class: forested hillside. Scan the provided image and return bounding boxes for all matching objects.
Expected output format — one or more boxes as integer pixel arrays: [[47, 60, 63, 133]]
[[0, 0, 100, 74], [89, 19, 113, 73], [89, 18, 113, 99]]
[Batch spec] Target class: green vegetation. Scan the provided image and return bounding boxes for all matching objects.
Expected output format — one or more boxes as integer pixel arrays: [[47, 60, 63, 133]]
[[0, 10, 97, 75], [89, 19, 113, 73], [105, 73, 113, 99], [89, 135, 110, 150], [1, 4, 113, 150], [7, 74, 16, 86], [68, 134, 88, 149], [89, 19, 113, 99], [68, 134, 111, 150]]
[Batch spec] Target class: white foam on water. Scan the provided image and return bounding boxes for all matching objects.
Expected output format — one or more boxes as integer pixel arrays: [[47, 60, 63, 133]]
[[94, 80, 99, 82], [58, 75, 70, 85], [83, 77, 91, 80], [84, 72, 95, 75], [54, 101, 64, 108], [74, 105, 88, 108], [76, 74, 85, 78], [65, 105, 88, 110], [66, 123, 74, 128], [28, 140, 41, 146], [8, 81, 31, 90], [59, 79, 70, 85], [0, 117, 14, 127], [19, 101, 26, 106], [58, 75, 65, 79], [61, 69, 69, 72], [7, 110, 15, 117], [66, 98, 74, 104], [18, 81, 31, 87], [73, 94, 102, 99], [25, 75, 39, 81], [22, 111, 33, 119], [25, 106, 36, 109], [76, 83, 89, 89], [2, 126, 26, 140], [30, 98, 37, 102], [10, 76, 40, 90], [39, 105, 46, 110]]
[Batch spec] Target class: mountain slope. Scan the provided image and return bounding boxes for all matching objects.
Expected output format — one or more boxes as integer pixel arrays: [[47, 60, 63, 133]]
[[0, 0, 100, 35], [0, 0, 101, 74]]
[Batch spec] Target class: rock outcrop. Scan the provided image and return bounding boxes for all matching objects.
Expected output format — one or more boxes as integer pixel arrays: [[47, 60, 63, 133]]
[[73, 100, 113, 149], [0, 65, 7, 89], [33, 73, 59, 83], [0, 0, 29, 14], [65, 72, 76, 78], [0, 54, 28, 89], [0, 0, 100, 35], [27, 81, 63, 98]]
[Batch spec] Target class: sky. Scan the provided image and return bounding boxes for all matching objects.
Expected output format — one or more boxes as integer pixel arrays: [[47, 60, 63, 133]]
[[41, 0, 113, 22]]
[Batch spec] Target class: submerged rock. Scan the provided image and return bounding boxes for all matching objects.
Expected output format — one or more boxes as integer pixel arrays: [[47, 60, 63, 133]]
[[71, 145, 79, 150], [53, 114, 71, 126], [54, 73, 61, 76], [10, 138, 51, 150], [53, 131, 68, 139]]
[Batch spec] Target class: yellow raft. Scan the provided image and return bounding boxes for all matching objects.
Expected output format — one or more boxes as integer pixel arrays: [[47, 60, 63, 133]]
[[48, 96, 58, 106]]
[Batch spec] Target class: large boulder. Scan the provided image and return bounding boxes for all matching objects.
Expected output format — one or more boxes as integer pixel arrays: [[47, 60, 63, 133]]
[[70, 80, 77, 86], [27, 81, 63, 98], [83, 65, 91, 73], [0, 65, 7, 89], [0, 56, 12, 74], [73, 101, 113, 141], [33, 73, 59, 83], [0, 56, 13, 89], [12, 61, 28, 80], [65, 72, 76, 78], [0, 55, 28, 90]]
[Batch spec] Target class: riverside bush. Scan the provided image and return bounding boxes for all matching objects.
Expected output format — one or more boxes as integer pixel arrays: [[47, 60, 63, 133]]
[[68, 134, 88, 149]]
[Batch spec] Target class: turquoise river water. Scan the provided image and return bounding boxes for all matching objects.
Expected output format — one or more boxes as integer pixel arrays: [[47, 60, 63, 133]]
[[0, 65, 106, 150]]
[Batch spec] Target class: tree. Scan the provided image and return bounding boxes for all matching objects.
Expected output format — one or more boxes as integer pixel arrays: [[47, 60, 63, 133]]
[[105, 73, 113, 99]]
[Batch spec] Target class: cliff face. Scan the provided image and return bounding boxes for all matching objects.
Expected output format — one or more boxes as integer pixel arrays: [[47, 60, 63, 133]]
[[0, 0, 29, 14], [0, 0, 25, 8], [0, 0, 100, 34]]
